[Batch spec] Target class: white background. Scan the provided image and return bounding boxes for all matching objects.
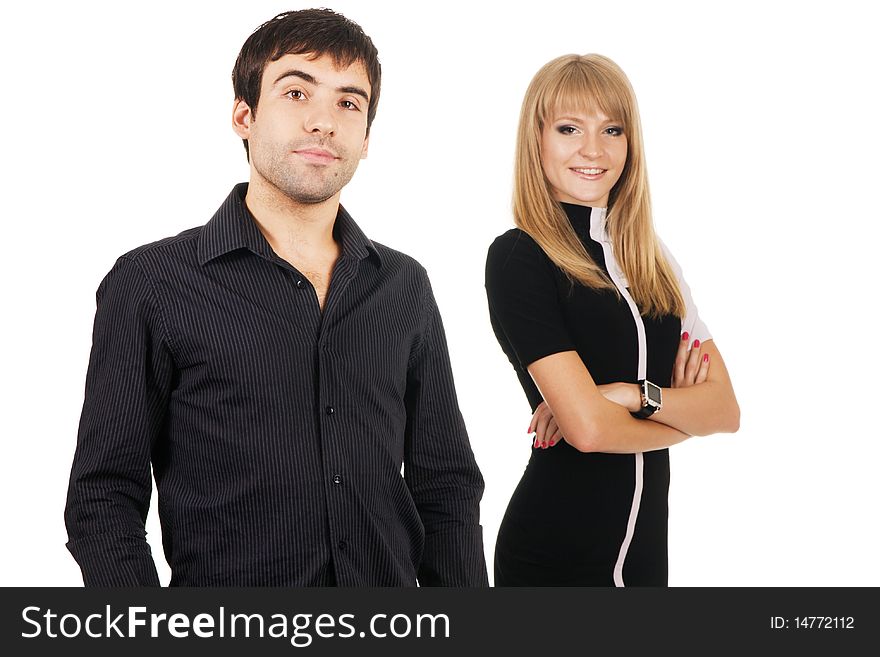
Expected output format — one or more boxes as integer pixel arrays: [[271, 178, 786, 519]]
[[2, 0, 877, 587]]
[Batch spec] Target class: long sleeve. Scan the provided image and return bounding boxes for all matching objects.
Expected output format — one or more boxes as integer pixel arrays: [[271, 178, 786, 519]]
[[404, 271, 488, 587], [65, 256, 175, 586]]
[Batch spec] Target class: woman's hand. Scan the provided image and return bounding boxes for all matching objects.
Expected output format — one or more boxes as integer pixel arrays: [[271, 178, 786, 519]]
[[672, 331, 710, 388], [528, 401, 562, 449]]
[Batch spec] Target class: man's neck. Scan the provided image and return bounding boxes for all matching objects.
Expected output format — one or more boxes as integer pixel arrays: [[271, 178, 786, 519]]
[[244, 176, 341, 262]]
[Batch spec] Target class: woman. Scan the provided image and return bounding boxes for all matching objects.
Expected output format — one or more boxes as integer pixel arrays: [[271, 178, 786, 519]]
[[485, 54, 739, 586]]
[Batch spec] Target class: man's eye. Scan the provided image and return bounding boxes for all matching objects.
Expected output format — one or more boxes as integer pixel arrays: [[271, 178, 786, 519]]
[[285, 90, 304, 100], [340, 100, 360, 110]]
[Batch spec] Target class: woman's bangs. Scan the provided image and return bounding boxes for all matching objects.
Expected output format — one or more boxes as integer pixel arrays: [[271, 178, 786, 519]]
[[540, 64, 627, 128]]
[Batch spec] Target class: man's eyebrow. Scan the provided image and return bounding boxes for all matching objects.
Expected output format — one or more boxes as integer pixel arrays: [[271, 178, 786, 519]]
[[273, 69, 318, 86], [272, 70, 369, 102], [338, 85, 370, 102]]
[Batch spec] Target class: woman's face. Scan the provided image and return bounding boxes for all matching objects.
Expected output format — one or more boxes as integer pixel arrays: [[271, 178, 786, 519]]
[[540, 109, 628, 207]]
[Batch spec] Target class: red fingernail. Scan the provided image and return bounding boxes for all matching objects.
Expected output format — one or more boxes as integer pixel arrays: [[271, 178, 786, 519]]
[[693, 339, 700, 348], [682, 332, 689, 341], [703, 354, 709, 362], [549, 441, 556, 446]]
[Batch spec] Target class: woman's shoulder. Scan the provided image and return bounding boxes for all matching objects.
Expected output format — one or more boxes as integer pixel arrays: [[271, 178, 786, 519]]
[[487, 227, 547, 268], [486, 227, 560, 294]]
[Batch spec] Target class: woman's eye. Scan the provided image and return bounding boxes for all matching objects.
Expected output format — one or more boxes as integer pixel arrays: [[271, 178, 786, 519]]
[[557, 125, 578, 134], [605, 126, 623, 136]]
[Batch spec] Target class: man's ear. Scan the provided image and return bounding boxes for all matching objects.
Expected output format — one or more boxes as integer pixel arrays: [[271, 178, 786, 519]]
[[232, 99, 253, 139], [361, 134, 370, 159]]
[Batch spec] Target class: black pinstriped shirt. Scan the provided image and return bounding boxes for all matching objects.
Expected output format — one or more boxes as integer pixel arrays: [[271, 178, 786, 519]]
[[65, 183, 487, 587]]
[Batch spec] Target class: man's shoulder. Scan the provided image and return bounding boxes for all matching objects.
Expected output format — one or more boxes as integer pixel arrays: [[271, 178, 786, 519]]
[[117, 226, 204, 270], [369, 240, 430, 280]]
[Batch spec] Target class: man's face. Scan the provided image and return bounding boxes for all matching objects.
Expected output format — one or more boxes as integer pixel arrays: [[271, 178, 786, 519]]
[[235, 53, 371, 204]]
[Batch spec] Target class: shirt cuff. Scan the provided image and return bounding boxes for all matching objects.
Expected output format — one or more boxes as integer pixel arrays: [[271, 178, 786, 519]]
[[417, 524, 489, 587], [66, 532, 161, 587]]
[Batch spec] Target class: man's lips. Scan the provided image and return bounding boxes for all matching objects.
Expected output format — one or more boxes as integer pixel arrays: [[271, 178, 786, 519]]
[[294, 148, 338, 163]]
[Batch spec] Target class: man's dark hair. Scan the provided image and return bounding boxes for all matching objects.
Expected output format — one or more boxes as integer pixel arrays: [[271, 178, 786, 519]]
[[232, 9, 381, 159]]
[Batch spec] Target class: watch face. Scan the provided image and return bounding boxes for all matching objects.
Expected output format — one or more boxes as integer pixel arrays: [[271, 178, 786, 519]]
[[646, 382, 662, 405]]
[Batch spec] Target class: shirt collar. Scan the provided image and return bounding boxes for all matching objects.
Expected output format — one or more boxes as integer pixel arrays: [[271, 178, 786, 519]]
[[560, 201, 609, 243], [198, 183, 382, 267]]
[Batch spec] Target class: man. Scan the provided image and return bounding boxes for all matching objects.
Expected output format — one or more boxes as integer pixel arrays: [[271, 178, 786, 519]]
[[64, 9, 488, 587]]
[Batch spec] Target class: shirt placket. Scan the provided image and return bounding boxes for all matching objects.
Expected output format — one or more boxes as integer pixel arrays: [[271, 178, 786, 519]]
[[310, 254, 359, 585]]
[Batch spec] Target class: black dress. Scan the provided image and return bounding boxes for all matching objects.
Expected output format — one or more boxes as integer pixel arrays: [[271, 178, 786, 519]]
[[485, 202, 710, 586]]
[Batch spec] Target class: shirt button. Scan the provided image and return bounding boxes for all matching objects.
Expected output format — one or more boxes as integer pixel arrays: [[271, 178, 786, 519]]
[[325, 406, 335, 416], [332, 474, 342, 485], [295, 279, 304, 289], [338, 540, 347, 550]]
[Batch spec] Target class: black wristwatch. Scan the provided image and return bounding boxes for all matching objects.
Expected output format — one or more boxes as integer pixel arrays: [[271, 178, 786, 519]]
[[632, 379, 662, 418]]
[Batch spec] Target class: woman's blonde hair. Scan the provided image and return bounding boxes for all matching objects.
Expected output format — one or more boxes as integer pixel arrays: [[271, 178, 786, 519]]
[[513, 54, 685, 318]]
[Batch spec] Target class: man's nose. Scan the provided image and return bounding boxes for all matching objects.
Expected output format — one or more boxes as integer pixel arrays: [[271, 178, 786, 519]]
[[304, 104, 337, 135]]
